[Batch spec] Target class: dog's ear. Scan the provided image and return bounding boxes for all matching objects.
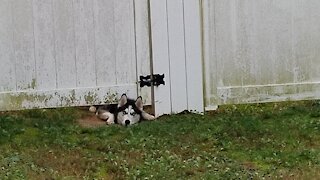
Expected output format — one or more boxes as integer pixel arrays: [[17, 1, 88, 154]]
[[135, 96, 143, 110], [118, 94, 128, 107]]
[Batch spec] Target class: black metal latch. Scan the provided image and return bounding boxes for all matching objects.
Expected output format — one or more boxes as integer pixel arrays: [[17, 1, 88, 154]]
[[139, 74, 165, 87]]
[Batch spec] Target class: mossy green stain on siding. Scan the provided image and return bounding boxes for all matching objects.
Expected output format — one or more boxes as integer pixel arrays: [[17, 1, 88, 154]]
[[30, 79, 37, 89], [103, 92, 118, 104], [1, 93, 53, 110], [57, 90, 77, 105], [0, 86, 135, 111], [84, 91, 99, 104]]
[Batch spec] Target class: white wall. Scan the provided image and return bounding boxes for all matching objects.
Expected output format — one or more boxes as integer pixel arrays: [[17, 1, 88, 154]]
[[203, 0, 320, 108]]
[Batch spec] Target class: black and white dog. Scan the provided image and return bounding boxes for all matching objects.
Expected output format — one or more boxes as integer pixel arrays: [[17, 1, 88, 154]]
[[89, 94, 155, 126]]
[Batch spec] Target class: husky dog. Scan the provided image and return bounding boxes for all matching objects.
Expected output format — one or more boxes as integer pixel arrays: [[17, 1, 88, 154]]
[[89, 94, 155, 126]]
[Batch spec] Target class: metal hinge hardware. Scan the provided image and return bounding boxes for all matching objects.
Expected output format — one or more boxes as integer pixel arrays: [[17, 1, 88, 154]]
[[139, 74, 165, 87]]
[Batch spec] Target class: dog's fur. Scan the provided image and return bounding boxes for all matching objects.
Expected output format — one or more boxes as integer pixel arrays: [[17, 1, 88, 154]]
[[89, 94, 155, 126]]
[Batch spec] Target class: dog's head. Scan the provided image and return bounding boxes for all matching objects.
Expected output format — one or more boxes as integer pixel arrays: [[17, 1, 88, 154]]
[[116, 94, 143, 126]]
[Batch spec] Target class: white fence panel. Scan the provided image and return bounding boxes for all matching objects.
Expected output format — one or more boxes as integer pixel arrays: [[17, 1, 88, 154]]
[[167, 0, 188, 113], [184, 0, 204, 113], [73, 0, 96, 88], [0, 0, 151, 111], [33, 0, 57, 90], [54, 0, 77, 89], [94, 0, 117, 87], [150, 0, 172, 115], [135, 0, 152, 105], [150, 0, 204, 116], [203, 0, 320, 108], [0, 0, 16, 92], [13, 0, 36, 91]]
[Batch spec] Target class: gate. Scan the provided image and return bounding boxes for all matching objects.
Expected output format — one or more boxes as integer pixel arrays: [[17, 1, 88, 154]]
[[149, 0, 204, 116]]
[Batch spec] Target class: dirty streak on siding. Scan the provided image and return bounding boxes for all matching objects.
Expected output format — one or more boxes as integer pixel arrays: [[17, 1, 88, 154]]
[[0, 85, 136, 111]]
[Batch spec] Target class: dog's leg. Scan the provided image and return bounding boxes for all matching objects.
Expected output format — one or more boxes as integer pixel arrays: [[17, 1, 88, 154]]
[[105, 113, 115, 125], [97, 111, 115, 125], [141, 111, 156, 121]]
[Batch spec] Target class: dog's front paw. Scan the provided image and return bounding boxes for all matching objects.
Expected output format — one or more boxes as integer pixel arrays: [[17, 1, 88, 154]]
[[106, 119, 115, 125], [142, 111, 156, 121], [106, 114, 115, 125]]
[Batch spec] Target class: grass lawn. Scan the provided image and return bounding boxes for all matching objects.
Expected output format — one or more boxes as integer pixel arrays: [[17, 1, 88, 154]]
[[1, 101, 320, 179]]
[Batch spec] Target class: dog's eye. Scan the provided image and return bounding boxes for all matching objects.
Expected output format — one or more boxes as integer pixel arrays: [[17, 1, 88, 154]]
[[130, 112, 136, 116], [122, 111, 128, 115]]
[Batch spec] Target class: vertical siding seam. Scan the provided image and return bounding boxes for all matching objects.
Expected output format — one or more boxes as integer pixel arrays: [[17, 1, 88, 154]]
[[147, 0, 155, 113], [92, 0, 98, 86], [51, 0, 58, 89], [132, 0, 139, 95], [130, 0, 136, 86], [31, 0, 37, 90], [182, 0, 189, 110], [213, 0, 218, 92], [112, 1, 117, 84], [200, 0, 206, 109], [72, 0, 78, 87], [165, 0, 173, 113], [291, 0, 296, 83], [10, 1, 17, 91]]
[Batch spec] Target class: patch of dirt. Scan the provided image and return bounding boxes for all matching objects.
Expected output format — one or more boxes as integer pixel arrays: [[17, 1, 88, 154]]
[[242, 161, 257, 170], [76, 115, 107, 128], [76, 107, 107, 128]]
